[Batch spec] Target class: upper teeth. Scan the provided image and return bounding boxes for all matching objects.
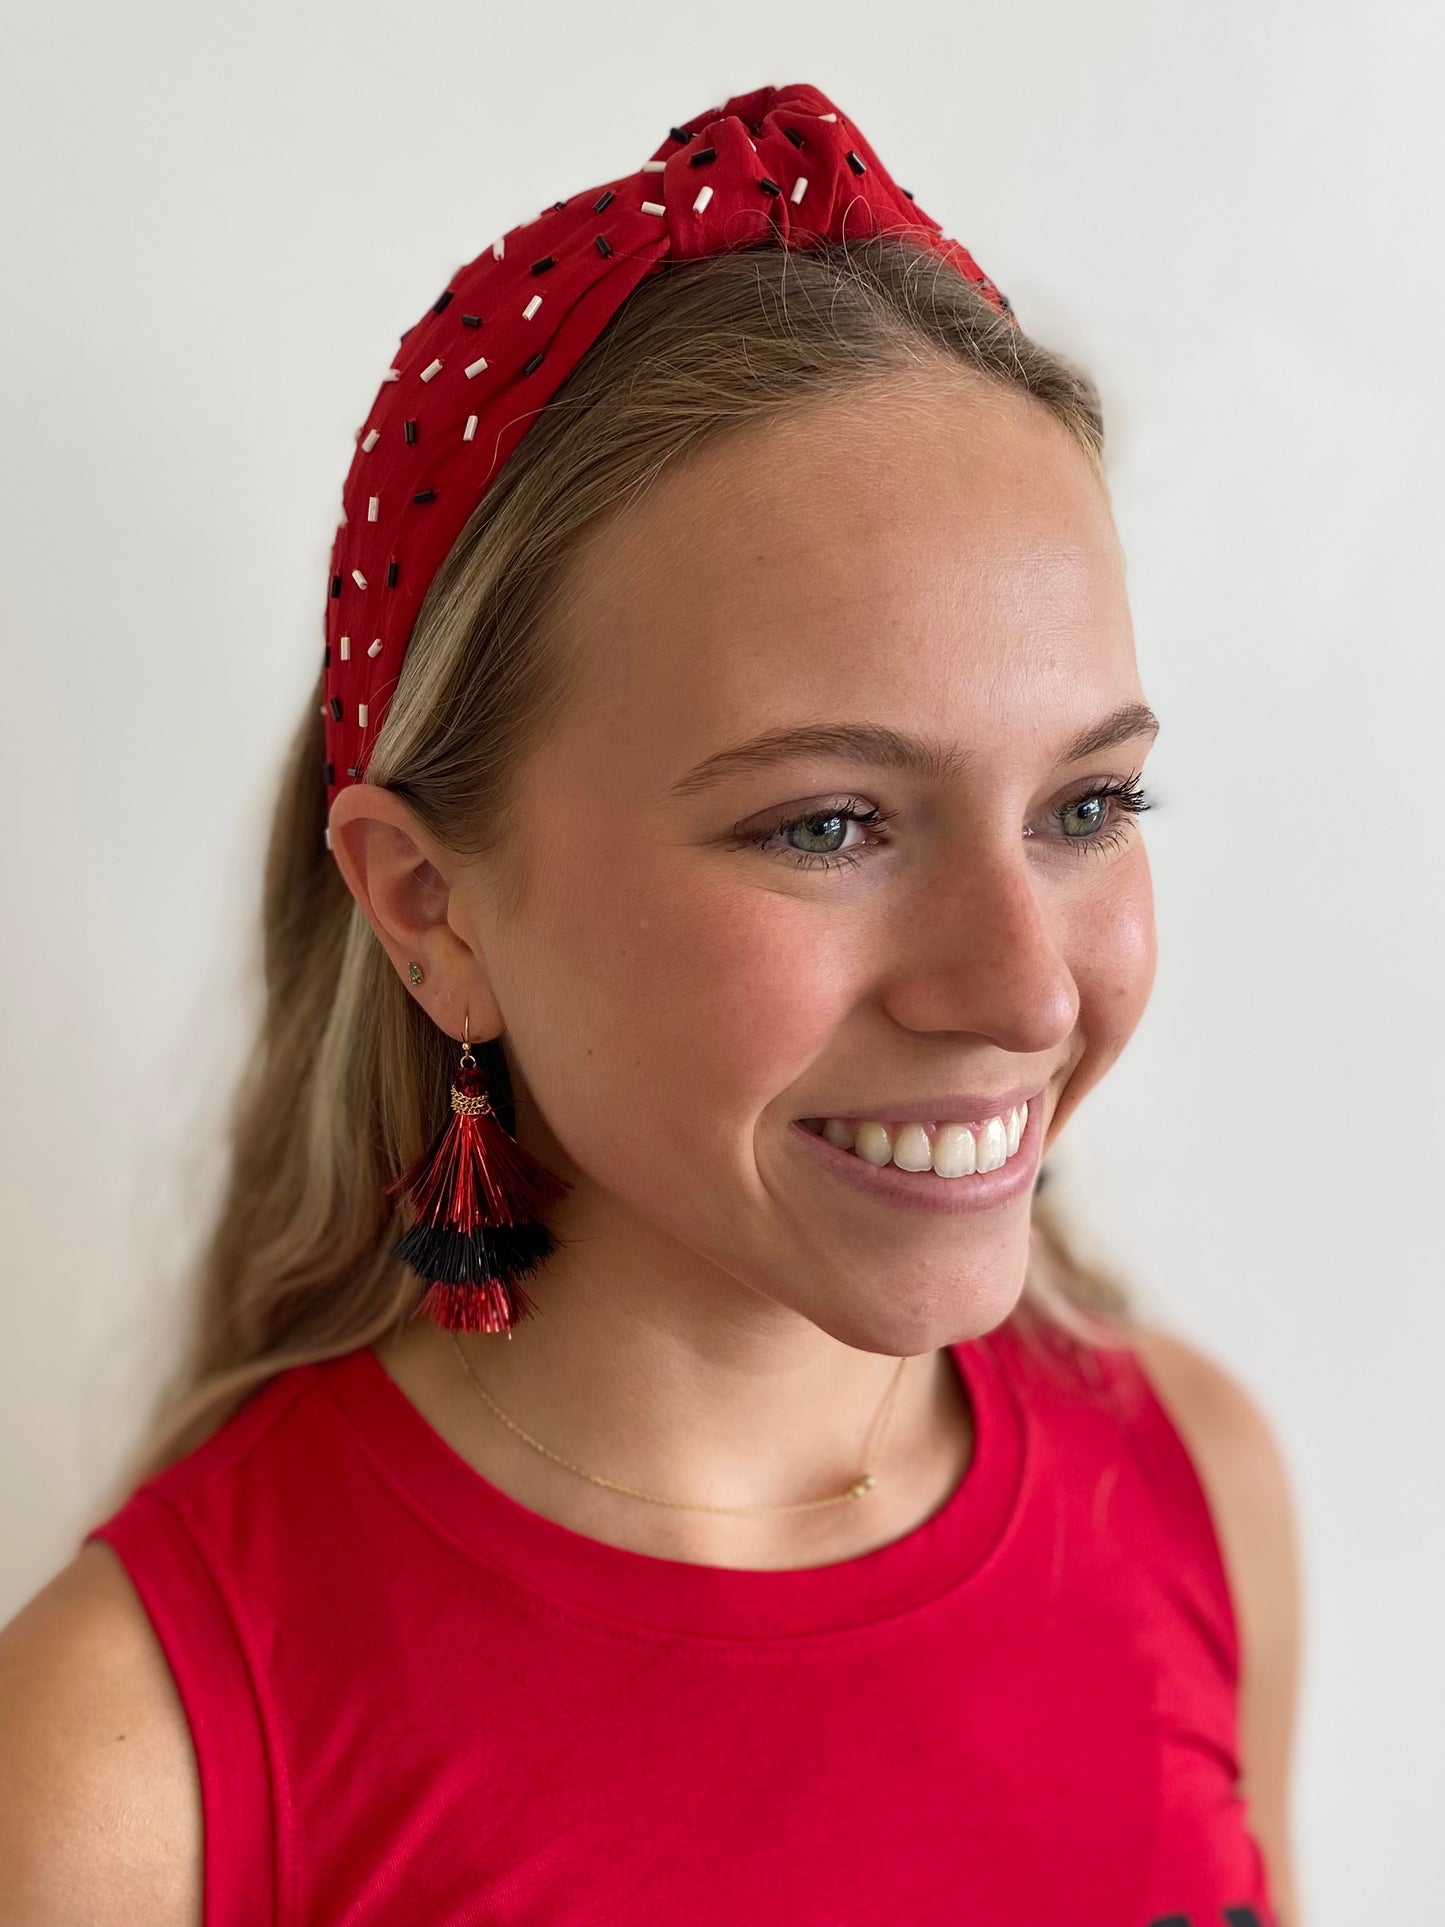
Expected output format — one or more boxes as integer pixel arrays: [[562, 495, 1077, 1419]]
[[818, 1103, 1027, 1177]]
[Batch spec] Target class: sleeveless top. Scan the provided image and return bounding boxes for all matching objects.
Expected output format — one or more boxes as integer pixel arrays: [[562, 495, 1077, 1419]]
[[82, 1315, 1277, 1927]]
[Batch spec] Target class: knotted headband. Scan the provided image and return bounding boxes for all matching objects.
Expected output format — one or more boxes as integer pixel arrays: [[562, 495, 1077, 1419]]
[[320, 80, 1017, 830]]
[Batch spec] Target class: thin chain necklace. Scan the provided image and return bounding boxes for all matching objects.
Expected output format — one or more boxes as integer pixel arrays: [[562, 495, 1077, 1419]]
[[447, 1330, 910, 1515]]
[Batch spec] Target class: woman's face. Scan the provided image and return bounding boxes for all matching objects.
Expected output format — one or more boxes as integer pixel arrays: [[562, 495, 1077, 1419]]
[[459, 367, 1157, 1354]]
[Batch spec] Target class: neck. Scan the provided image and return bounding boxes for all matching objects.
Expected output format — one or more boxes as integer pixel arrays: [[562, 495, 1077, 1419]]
[[374, 1242, 975, 1570]]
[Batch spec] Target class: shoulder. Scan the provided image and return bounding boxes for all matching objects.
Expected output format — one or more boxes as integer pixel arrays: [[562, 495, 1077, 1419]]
[[1132, 1333, 1302, 1557], [1127, 1323, 1303, 1926], [0, 1540, 202, 1926], [1125, 1323, 1300, 1636]]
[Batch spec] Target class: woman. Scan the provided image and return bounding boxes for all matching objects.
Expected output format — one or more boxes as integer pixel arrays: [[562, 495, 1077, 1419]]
[[0, 82, 1301, 1926]]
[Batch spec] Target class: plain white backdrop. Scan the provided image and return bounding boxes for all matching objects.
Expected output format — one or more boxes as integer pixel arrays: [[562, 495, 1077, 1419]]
[[3, 1, 1441, 1914]]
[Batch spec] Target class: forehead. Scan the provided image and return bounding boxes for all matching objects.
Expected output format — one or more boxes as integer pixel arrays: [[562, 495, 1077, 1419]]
[[537, 371, 1135, 791]]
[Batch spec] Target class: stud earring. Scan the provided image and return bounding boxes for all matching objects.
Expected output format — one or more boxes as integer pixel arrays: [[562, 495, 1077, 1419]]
[[383, 1014, 573, 1334], [408, 962, 424, 984]]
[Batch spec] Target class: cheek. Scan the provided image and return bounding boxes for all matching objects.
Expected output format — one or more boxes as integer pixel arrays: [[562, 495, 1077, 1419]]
[[510, 856, 848, 1140], [1069, 857, 1158, 1076]]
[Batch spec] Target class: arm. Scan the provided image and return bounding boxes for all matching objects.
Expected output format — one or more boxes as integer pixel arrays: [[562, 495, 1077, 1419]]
[[0, 1542, 202, 1926], [1129, 1325, 1304, 1927]]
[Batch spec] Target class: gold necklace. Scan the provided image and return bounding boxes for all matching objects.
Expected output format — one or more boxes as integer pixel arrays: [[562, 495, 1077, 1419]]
[[447, 1330, 910, 1515]]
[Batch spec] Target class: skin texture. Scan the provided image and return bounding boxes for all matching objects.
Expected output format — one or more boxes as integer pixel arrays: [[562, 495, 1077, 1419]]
[[0, 367, 1302, 1921], [0, 1541, 202, 1924]]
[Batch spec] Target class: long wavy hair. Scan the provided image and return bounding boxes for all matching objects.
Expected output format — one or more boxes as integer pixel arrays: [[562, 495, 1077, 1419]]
[[107, 231, 1137, 1505]]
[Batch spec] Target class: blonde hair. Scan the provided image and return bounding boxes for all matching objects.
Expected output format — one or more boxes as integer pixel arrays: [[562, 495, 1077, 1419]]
[[109, 232, 1135, 1502]]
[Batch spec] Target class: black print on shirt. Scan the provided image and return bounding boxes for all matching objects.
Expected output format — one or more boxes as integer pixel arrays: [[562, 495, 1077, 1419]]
[[1146, 1910, 1264, 1927]]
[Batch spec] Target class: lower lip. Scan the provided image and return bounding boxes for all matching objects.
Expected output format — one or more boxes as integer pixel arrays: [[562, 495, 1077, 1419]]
[[788, 1099, 1045, 1218]]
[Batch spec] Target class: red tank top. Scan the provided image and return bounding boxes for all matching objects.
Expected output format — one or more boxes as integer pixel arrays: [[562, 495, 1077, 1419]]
[[83, 1315, 1276, 1927]]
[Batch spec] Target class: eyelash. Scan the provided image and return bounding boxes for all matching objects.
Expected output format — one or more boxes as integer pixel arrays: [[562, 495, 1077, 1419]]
[[732, 774, 1156, 874]]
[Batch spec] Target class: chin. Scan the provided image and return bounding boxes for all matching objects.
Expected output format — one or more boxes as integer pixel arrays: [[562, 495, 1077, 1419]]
[[806, 1259, 1027, 1358]]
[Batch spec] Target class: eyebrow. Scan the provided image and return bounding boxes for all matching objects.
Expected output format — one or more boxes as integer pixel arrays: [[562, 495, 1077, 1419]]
[[664, 702, 1162, 800]]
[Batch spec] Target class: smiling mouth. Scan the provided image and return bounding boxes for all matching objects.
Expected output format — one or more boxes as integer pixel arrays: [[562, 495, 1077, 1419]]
[[797, 1103, 1030, 1179]]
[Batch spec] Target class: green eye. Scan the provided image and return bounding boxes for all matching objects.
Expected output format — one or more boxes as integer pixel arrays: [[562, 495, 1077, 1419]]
[[736, 799, 895, 873], [1054, 774, 1155, 856]]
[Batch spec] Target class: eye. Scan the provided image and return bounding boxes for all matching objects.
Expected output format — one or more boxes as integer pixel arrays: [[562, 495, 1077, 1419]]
[[728, 772, 1156, 876], [1043, 772, 1156, 858], [728, 798, 896, 873]]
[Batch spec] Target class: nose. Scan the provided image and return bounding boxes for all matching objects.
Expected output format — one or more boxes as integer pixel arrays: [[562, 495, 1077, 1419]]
[[878, 845, 1079, 1056]]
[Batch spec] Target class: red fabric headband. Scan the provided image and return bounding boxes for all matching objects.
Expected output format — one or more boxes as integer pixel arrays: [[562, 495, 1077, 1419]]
[[320, 80, 1016, 826]]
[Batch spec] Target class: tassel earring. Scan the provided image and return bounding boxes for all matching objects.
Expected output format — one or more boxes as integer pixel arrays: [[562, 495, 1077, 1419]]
[[384, 1014, 573, 1335]]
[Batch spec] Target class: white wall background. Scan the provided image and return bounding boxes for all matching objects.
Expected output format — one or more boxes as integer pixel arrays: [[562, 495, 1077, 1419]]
[[3, 1, 1441, 1914]]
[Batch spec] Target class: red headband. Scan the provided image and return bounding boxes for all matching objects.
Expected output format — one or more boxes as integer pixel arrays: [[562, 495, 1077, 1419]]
[[320, 80, 1016, 832]]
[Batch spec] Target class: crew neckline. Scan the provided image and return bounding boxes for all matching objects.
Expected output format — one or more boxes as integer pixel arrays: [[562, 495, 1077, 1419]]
[[319, 1327, 1027, 1640]]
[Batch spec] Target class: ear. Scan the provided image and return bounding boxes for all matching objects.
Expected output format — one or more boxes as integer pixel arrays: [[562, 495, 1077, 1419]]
[[326, 783, 503, 1040]]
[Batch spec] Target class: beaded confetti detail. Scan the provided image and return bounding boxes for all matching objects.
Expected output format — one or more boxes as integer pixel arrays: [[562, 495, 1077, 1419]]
[[319, 81, 1017, 836]]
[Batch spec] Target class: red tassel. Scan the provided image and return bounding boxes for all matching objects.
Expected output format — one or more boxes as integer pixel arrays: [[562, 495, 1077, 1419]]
[[385, 1054, 572, 1334]]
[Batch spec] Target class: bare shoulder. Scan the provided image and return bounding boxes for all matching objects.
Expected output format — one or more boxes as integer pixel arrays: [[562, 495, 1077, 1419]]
[[1128, 1323, 1304, 1927], [0, 1540, 202, 1926], [1126, 1324, 1299, 1616]]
